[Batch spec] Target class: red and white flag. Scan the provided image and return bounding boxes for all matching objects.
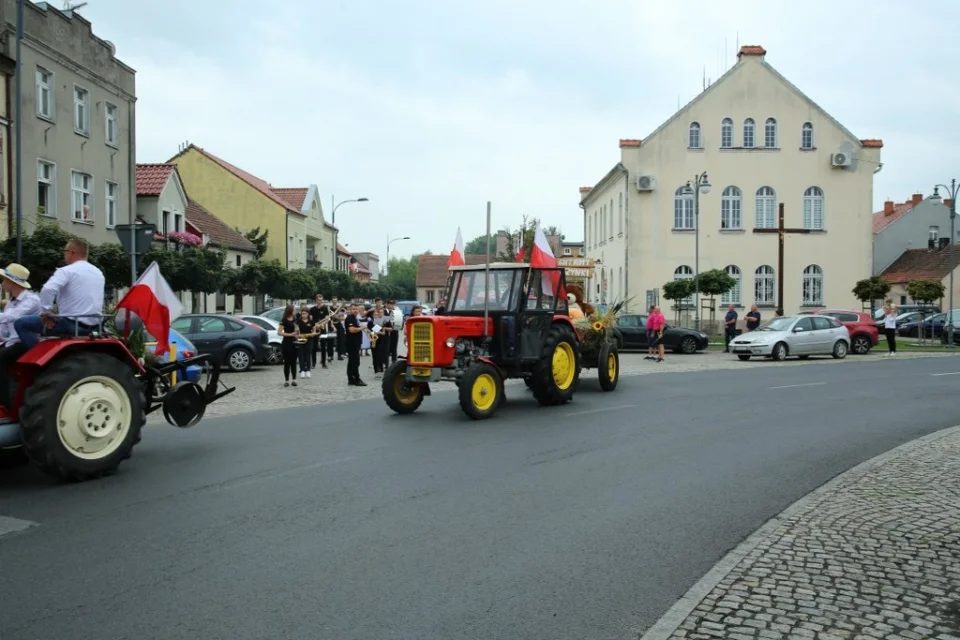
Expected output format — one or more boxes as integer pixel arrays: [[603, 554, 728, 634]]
[[515, 228, 526, 262], [116, 262, 182, 355], [447, 227, 465, 268], [529, 223, 564, 299]]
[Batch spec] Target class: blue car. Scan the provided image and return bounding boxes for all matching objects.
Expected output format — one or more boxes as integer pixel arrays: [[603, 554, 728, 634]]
[[144, 327, 203, 383]]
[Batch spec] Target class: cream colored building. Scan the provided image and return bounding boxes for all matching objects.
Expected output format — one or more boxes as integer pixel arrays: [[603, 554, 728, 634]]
[[580, 45, 882, 324], [271, 185, 336, 269]]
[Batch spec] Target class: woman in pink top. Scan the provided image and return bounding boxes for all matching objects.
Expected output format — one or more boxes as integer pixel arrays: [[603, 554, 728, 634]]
[[648, 306, 666, 362], [644, 305, 657, 360]]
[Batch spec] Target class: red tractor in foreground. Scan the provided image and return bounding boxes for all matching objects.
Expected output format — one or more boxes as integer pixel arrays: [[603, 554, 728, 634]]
[[0, 315, 233, 481], [382, 263, 581, 419]]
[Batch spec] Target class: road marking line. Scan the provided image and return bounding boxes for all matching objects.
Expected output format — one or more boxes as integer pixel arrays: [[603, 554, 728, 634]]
[[767, 382, 826, 390], [930, 371, 960, 376], [0, 515, 38, 539], [566, 404, 639, 417]]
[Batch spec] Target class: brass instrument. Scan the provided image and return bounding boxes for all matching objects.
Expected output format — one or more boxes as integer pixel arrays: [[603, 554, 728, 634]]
[[314, 303, 345, 335]]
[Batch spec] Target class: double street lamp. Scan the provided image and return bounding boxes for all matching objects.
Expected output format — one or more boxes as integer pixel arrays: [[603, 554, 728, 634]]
[[929, 180, 958, 346], [330, 196, 369, 270], [682, 172, 712, 331], [385, 235, 410, 275]]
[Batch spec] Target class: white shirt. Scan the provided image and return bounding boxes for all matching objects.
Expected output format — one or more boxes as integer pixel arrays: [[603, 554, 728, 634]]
[[884, 311, 898, 329], [39, 259, 105, 326], [0, 290, 41, 345]]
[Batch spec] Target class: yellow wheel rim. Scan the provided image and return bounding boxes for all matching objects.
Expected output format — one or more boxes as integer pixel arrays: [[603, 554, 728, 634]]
[[552, 342, 576, 390], [607, 353, 617, 379], [471, 373, 498, 411], [393, 375, 420, 405]]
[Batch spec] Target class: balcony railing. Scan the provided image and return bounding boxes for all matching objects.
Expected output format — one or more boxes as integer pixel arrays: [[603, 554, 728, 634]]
[[307, 258, 322, 268]]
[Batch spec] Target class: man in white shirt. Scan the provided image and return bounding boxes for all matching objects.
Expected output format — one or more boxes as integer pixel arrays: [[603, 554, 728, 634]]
[[0, 263, 42, 406], [14, 238, 105, 349], [387, 300, 404, 364]]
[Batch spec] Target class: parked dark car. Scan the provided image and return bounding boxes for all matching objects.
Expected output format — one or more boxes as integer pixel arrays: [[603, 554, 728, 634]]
[[171, 314, 271, 372], [615, 314, 710, 353], [898, 312, 947, 338]]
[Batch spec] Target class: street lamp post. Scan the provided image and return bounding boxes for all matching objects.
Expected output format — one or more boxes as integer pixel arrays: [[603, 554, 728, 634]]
[[385, 236, 410, 276], [682, 172, 712, 331], [930, 180, 958, 346], [330, 196, 369, 270]]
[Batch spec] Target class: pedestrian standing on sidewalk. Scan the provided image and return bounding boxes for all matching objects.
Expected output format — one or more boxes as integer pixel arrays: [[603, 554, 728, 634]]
[[644, 304, 656, 360], [723, 304, 738, 353], [883, 299, 898, 356], [308, 294, 328, 369], [649, 305, 666, 363], [387, 300, 403, 364], [745, 304, 761, 332], [296, 308, 315, 379], [278, 304, 299, 387], [345, 303, 366, 386]]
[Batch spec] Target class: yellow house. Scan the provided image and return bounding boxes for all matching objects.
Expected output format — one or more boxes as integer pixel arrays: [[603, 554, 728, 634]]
[[272, 185, 337, 269], [168, 144, 304, 266]]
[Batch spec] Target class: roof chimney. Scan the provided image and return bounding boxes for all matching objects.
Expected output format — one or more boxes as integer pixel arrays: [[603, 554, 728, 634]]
[[883, 200, 894, 215], [737, 45, 766, 60], [912, 193, 923, 205]]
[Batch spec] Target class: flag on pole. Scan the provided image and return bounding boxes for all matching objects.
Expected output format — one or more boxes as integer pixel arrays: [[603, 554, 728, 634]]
[[529, 223, 564, 299], [447, 227, 465, 268], [116, 262, 182, 355], [515, 228, 526, 262]]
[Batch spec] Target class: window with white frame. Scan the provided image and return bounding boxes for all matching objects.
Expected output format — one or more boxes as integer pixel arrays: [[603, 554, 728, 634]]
[[601, 204, 606, 241], [764, 118, 777, 148], [801, 122, 814, 149], [593, 213, 598, 247], [721, 265, 741, 305], [755, 265, 775, 306], [688, 122, 701, 148], [743, 118, 755, 148], [105, 102, 118, 146], [174, 211, 183, 232], [608, 198, 614, 239], [802, 264, 824, 306], [755, 186, 776, 228], [37, 160, 56, 217], [674, 265, 694, 306], [71, 171, 92, 221], [721, 118, 733, 148], [720, 186, 742, 229], [674, 187, 694, 229], [618, 192, 623, 234], [105, 181, 118, 227], [73, 86, 90, 134], [161, 210, 171, 235], [930, 226, 940, 243], [563, 247, 571, 255], [803, 186, 824, 230], [36, 67, 54, 120]]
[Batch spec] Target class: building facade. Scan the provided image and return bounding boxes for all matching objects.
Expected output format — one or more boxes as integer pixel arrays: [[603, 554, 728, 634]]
[[580, 45, 882, 321], [351, 252, 379, 281], [272, 185, 336, 270], [5, 0, 135, 244], [879, 246, 960, 312], [873, 193, 953, 275]]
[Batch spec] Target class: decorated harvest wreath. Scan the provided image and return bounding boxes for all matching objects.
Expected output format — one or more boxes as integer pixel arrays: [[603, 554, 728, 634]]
[[565, 284, 628, 351]]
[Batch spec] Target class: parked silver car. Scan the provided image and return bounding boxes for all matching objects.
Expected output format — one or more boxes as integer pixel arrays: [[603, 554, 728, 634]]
[[730, 315, 850, 361]]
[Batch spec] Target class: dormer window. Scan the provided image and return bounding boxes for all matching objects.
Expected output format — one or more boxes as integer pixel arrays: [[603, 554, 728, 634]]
[[688, 122, 701, 149]]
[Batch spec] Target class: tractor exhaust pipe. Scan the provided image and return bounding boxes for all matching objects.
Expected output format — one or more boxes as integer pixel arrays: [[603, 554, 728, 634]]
[[483, 200, 491, 341]]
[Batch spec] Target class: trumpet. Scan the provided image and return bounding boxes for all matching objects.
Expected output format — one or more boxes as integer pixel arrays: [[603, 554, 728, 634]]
[[295, 329, 321, 344]]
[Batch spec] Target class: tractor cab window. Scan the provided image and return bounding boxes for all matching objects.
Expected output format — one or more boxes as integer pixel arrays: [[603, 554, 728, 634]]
[[448, 269, 520, 312], [525, 269, 562, 311]]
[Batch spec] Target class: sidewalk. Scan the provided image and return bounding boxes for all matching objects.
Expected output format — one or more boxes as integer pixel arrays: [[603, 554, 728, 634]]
[[642, 426, 960, 640]]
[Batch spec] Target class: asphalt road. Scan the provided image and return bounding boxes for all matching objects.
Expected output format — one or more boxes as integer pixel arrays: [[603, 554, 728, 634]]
[[1, 356, 959, 640]]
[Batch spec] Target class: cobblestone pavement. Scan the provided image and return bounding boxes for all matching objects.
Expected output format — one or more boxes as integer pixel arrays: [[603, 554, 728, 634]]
[[174, 349, 958, 421], [641, 426, 960, 640]]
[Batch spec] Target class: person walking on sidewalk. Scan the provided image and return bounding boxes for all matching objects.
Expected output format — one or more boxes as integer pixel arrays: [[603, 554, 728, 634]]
[[649, 305, 666, 363], [883, 299, 898, 356], [278, 305, 299, 387], [644, 304, 657, 360], [723, 304, 738, 353]]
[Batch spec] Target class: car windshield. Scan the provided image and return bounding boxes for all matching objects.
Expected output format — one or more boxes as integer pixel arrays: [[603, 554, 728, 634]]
[[758, 317, 795, 332]]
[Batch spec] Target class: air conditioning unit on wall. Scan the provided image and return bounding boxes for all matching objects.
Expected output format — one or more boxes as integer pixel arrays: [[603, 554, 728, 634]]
[[831, 152, 852, 168], [636, 174, 657, 191]]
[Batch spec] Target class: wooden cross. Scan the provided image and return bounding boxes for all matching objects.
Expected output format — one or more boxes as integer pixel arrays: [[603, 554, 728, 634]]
[[753, 203, 810, 310]]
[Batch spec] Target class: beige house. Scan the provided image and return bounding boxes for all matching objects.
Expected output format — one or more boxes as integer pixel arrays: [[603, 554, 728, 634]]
[[880, 247, 960, 312], [0, 50, 13, 238], [272, 185, 336, 269], [579, 45, 882, 320], [6, 1, 135, 244]]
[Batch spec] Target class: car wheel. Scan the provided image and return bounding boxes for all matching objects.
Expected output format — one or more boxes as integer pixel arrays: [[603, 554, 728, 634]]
[[737, 355, 751, 361], [772, 342, 788, 361], [851, 335, 872, 355], [832, 340, 848, 359], [679, 337, 698, 354], [267, 343, 283, 365], [226, 347, 253, 372]]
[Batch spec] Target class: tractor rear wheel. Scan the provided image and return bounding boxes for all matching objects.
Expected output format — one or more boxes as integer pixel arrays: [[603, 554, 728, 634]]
[[458, 362, 503, 420], [19, 352, 145, 482], [531, 324, 580, 406], [598, 342, 620, 391], [382, 360, 424, 414]]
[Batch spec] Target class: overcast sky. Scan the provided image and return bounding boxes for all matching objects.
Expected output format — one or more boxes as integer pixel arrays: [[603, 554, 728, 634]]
[[77, 0, 959, 260]]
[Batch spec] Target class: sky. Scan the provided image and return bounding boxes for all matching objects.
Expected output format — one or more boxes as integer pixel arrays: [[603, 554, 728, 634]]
[[75, 0, 960, 261]]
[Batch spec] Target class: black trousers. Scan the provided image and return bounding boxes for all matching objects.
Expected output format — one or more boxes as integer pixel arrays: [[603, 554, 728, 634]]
[[324, 335, 334, 360], [312, 337, 332, 366], [372, 338, 389, 373], [347, 347, 361, 382], [336, 327, 346, 357], [0, 343, 27, 407], [389, 331, 399, 363], [298, 342, 312, 371], [885, 328, 897, 352], [724, 327, 736, 351], [282, 341, 297, 381]]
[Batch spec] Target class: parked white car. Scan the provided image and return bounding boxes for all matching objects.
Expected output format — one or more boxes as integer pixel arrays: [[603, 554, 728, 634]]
[[237, 314, 282, 365], [729, 315, 850, 361]]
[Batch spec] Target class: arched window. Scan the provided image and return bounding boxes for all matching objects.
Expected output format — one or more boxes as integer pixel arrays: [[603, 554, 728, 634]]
[[721, 265, 741, 305], [688, 122, 701, 149], [618, 193, 623, 234], [721, 186, 742, 229], [743, 118, 755, 148], [755, 186, 776, 228], [801, 122, 814, 149], [755, 265, 775, 306], [764, 117, 777, 148], [674, 265, 694, 306], [674, 186, 694, 229], [803, 186, 824, 230], [802, 265, 823, 306], [721, 118, 733, 148]]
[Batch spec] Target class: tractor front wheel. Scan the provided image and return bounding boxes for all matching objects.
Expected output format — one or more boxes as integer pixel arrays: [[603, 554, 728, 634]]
[[458, 362, 503, 420], [382, 360, 424, 414], [531, 324, 580, 406], [19, 352, 145, 482], [598, 342, 620, 392]]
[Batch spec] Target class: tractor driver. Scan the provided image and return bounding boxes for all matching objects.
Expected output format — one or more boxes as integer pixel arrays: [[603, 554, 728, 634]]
[[0, 264, 41, 407]]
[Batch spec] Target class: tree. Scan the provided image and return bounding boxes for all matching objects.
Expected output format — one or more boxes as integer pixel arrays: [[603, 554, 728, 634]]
[[140, 246, 184, 289], [281, 269, 318, 301], [257, 260, 289, 300], [464, 235, 495, 256], [501, 215, 562, 263], [380, 255, 418, 299], [180, 247, 227, 310], [852, 276, 891, 313], [697, 269, 737, 331], [906, 279, 946, 342], [222, 261, 266, 311], [243, 227, 269, 259], [661, 279, 695, 324], [0, 220, 75, 286], [89, 243, 132, 291]]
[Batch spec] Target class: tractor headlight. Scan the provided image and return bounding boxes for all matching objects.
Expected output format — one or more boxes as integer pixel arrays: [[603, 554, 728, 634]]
[[445, 337, 456, 348]]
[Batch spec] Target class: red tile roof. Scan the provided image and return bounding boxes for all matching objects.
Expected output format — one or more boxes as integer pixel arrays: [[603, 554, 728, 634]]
[[416, 254, 489, 287], [881, 246, 958, 284], [872, 194, 926, 233], [136, 164, 176, 196], [737, 45, 766, 57], [168, 145, 302, 215], [271, 187, 308, 211], [184, 199, 257, 253], [619, 139, 641, 148], [860, 139, 883, 148], [337, 243, 350, 254]]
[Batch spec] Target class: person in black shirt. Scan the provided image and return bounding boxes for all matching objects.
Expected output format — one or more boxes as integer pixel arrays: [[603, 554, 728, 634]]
[[330, 296, 345, 360], [277, 304, 299, 387], [296, 308, 315, 379], [308, 294, 329, 368], [344, 303, 366, 386], [745, 304, 761, 332]]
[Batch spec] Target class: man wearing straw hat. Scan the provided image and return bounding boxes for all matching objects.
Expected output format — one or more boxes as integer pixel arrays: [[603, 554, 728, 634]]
[[0, 263, 41, 406]]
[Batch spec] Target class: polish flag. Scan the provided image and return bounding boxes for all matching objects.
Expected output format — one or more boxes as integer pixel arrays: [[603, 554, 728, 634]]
[[116, 262, 182, 355], [515, 229, 526, 262], [530, 223, 564, 299], [447, 227, 465, 268]]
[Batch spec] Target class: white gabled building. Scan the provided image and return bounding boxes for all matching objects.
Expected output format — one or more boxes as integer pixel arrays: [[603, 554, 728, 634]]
[[580, 45, 883, 325]]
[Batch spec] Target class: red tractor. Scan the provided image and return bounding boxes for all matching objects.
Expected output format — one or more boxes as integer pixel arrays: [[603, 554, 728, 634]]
[[382, 263, 581, 419], [0, 315, 233, 481]]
